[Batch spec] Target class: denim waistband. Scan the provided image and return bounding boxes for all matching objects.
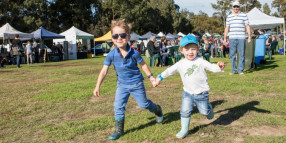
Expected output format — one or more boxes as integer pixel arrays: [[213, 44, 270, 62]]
[[184, 91, 209, 96], [195, 91, 208, 95], [117, 80, 143, 85]]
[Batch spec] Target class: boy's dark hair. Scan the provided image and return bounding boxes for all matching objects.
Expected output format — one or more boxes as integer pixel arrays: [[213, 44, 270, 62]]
[[15, 34, 19, 38]]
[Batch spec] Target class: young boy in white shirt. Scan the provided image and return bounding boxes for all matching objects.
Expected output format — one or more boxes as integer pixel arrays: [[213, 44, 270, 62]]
[[155, 35, 224, 139]]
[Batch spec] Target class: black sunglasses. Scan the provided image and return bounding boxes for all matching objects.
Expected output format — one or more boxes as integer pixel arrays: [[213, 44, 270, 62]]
[[233, 6, 240, 8], [112, 33, 127, 39]]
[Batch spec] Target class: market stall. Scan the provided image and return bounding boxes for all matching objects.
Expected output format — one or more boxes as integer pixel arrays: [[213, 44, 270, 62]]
[[53, 26, 94, 59], [247, 7, 285, 55]]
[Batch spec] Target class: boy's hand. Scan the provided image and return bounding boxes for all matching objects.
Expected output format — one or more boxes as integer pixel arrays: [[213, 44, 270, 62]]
[[217, 62, 225, 71], [149, 76, 157, 87], [93, 87, 100, 97], [155, 78, 161, 87]]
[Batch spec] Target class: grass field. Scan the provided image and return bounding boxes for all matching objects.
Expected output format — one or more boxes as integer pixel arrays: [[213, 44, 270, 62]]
[[1, 55, 286, 143]]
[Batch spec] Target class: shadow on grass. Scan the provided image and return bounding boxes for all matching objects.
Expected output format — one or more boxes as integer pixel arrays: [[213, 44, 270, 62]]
[[246, 60, 278, 73], [189, 101, 271, 134], [124, 100, 225, 134]]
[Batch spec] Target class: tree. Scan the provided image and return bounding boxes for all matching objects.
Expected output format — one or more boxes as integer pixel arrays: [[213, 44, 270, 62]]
[[192, 11, 209, 34], [211, 0, 232, 28], [262, 3, 271, 15], [206, 17, 224, 34], [0, 0, 29, 32], [239, 0, 261, 13], [173, 9, 193, 34], [272, 0, 286, 22]]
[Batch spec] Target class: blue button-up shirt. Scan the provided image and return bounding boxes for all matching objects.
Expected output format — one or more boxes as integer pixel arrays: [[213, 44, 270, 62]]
[[104, 45, 144, 84]]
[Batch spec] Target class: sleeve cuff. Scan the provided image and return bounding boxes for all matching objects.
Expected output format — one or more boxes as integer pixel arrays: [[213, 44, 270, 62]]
[[157, 74, 163, 81]]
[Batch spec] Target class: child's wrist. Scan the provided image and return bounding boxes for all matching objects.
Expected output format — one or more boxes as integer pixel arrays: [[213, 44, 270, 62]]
[[157, 74, 163, 81], [147, 73, 153, 78]]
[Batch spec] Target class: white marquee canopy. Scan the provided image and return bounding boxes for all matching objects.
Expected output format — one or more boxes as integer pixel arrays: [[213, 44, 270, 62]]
[[0, 23, 33, 39], [247, 7, 285, 55]]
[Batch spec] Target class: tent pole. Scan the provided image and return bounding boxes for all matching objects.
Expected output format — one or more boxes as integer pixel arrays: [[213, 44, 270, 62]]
[[283, 22, 285, 56]]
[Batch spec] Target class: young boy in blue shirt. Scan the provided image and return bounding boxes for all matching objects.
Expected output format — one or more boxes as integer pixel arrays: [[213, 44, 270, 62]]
[[93, 19, 163, 140], [155, 35, 224, 138]]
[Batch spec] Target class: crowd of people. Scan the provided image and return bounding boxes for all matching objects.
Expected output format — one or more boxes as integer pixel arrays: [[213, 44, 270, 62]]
[[137, 34, 230, 68], [0, 34, 64, 68]]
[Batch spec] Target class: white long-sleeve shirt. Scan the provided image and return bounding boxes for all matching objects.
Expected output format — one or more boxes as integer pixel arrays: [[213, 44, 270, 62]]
[[161, 57, 222, 94]]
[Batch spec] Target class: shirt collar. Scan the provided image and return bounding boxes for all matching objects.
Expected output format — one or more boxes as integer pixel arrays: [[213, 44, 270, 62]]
[[115, 44, 131, 58]]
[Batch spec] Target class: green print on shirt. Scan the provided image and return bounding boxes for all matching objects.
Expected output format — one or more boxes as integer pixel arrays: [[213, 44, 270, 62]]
[[184, 65, 198, 77]]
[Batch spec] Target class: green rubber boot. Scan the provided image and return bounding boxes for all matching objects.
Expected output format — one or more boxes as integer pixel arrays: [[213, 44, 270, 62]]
[[108, 119, 124, 140], [176, 117, 190, 139], [206, 104, 214, 120], [154, 105, 163, 123]]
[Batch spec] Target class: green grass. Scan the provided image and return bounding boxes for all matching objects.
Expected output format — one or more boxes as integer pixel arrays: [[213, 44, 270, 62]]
[[1, 55, 286, 142]]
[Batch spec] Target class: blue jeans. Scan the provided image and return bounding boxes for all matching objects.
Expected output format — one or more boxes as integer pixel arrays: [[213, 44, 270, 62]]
[[180, 91, 212, 118], [11, 57, 15, 65], [161, 53, 169, 66], [229, 39, 245, 73], [114, 81, 156, 119], [16, 55, 21, 68]]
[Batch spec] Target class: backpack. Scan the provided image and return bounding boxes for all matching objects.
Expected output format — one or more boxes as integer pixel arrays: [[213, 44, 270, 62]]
[[12, 46, 20, 56]]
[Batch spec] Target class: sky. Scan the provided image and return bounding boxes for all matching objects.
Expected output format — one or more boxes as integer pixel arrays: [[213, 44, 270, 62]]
[[173, 0, 276, 16]]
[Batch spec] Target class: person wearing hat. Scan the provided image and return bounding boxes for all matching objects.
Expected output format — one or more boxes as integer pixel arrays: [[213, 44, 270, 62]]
[[154, 35, 225, 139], [223, 1, 251, 75]]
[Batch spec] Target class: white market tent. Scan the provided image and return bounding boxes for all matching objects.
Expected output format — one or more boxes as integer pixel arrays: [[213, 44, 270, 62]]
[[188, 33, 196, 36], [0, 23, 34, 50], [0, 23, 33, 48], [53, 26, 94, 59], [247, 7, 285, 55], [0, 23, 34, 39], [157, 32, 165, 37], [177, 32, 186, 37]]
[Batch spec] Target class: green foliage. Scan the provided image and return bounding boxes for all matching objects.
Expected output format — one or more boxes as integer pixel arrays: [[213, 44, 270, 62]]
[[239, 0, 261, 13], [211, 0, 232, 28], [272, 0, 286, 22], [1, 0, 284, 37], [263, 3, 271, 15]]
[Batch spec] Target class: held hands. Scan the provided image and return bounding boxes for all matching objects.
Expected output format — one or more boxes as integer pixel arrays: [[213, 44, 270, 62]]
[[149, 76, 161, 87], [217, 61, 225, 71], [149, 76, 157, 87]]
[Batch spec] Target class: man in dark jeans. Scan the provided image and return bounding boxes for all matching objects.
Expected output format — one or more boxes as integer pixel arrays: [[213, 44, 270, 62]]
[[33, 41, 39, 63], [140, 40, 145, 55], [12, 34, 23, 68]]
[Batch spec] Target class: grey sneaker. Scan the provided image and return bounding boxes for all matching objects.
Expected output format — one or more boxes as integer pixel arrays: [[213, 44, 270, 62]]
[[239, 72, 244, 75]]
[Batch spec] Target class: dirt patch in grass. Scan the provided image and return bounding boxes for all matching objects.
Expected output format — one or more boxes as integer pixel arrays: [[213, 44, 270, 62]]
[[246, 126, 286, 137], [74, 69, 101, 75]]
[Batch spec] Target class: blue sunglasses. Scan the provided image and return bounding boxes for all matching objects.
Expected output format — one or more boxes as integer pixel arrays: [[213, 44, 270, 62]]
[[112, 33, 127, 39]]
